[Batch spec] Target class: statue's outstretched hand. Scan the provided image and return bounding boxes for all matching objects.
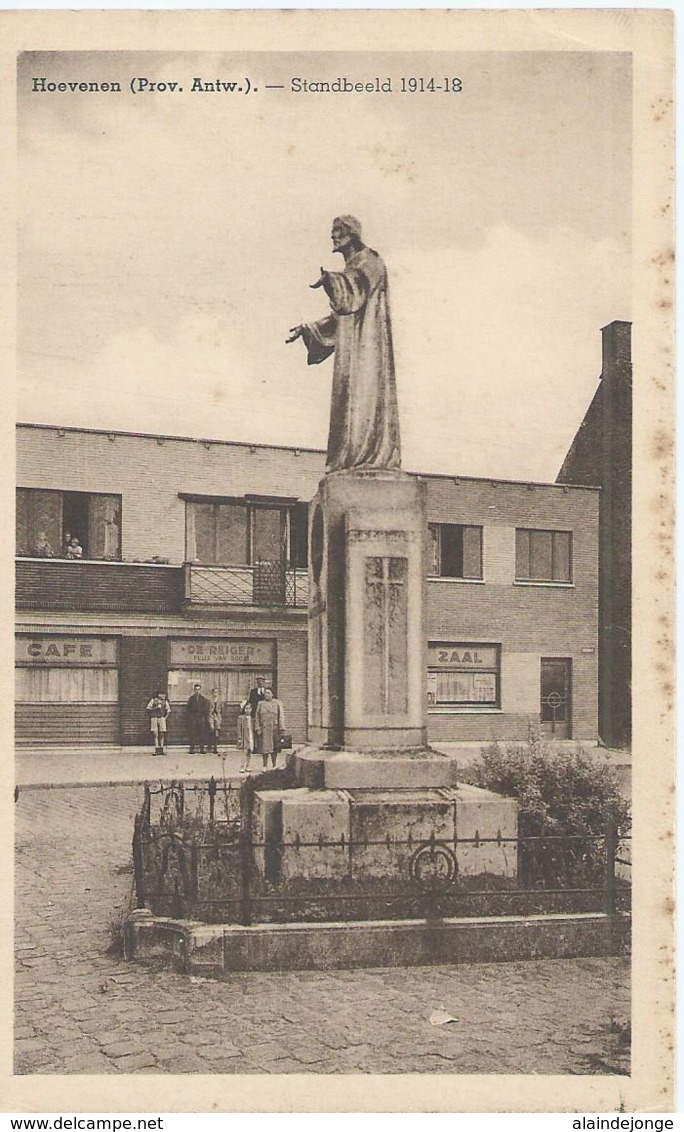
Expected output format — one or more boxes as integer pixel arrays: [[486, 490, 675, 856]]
[[286, 325, 303, 344], [310, 267, 329, 290]]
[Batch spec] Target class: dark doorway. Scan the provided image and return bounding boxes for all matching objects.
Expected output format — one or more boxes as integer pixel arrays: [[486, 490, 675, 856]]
[[62, 492, 90, 557], [540, 658, 572, 739]]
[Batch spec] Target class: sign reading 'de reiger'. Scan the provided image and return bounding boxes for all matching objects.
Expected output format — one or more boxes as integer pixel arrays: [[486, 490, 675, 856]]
[[169, 639, 276, 667]]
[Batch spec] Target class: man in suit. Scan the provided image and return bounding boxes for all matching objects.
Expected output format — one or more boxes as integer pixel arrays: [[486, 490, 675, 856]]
[[248, 677, 268, 756], [187, 682, 210, 754]]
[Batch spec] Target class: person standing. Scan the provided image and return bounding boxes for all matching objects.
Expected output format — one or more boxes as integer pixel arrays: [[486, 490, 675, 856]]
[[208, 687, 222, 754], [146, 689, 171, 756], [237, 700, 254, 775], [186, 682, 210, 754], [254, 688, 285, 770], [248, 676, 267, 755], [248, 676, 267, 716]]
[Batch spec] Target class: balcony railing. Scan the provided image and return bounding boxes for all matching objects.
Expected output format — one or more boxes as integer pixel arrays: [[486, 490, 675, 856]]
[[184, 562, 308, 608], [15, 557, 184, 613]]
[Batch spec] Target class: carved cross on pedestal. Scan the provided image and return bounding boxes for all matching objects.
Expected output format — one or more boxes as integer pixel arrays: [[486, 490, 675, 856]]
[[365, 555, 408, 714]]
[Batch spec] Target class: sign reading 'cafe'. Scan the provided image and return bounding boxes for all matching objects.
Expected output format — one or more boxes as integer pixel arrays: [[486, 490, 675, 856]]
[[16, 636, 117, 666]]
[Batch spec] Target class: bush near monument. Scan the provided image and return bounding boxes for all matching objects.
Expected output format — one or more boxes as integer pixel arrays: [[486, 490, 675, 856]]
[[461, 735, 630, 889]]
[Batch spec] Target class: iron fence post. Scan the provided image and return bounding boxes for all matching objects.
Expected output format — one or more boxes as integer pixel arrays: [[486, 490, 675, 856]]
[[604, 812, 618, 917], [239, 781, 253, 926], [132, 813, 146, 909], [191, 838, 199, 906], [172, 877, 182, 919], [208, 776, 217, 823]]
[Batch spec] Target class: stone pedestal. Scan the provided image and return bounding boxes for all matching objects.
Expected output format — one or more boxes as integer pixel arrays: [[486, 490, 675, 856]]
[[251, 783, 518, 884], [307, 469, 427, 751], [249, 465, 519, 909]]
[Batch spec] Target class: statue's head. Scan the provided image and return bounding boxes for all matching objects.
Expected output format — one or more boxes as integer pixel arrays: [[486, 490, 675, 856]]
[[331, 215, 363, 253]]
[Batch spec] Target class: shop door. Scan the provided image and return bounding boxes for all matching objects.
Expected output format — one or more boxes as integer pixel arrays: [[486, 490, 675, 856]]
[[540, 658, 572, 739]]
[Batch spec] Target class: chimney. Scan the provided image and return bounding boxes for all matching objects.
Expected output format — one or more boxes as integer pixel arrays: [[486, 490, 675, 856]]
[[600, 320, 632, 380]]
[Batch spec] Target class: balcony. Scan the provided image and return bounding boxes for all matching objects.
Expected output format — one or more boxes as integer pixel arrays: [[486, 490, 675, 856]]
[[16, 558, 184, 614], [15, 557, 309, 616], [184, 562, 309, 608]]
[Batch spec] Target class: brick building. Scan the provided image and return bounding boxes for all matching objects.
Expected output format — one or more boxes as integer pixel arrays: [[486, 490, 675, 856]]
[[557, 320, 632, 748], [16, 423, 600, 747]]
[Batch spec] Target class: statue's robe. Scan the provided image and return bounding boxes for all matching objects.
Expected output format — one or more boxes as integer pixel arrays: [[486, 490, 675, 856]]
[[301, 246, 401, 472]]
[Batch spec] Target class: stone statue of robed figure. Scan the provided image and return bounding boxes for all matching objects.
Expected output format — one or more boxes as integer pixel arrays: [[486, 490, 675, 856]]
[[286, 216, 401, 473]]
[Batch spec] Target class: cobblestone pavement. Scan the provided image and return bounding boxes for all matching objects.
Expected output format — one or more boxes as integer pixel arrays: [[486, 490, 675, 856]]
[[15, 786, 630, 1076]]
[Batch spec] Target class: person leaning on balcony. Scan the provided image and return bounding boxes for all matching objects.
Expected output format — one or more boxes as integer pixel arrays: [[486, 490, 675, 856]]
[[254, 688, 285, 770], [32, 531, 55, 558], [66, 536, 83, 559], [186, 682, 210, 754], [146, 689, 171, 756]]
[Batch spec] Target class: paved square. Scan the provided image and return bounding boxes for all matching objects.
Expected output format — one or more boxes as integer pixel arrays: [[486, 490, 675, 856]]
[[15, 785, 629, 1075]]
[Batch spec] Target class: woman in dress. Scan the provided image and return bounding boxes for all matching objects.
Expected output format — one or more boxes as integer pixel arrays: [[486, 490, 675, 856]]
[[254, 688, 285, 770]]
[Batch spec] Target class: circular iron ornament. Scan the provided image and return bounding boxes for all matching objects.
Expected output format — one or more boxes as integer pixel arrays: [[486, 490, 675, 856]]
[[409, 841, 458, 892], [546, 691, 562, 708]]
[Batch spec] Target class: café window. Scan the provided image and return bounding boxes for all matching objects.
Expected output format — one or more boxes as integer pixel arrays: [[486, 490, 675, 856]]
[[167, 669, 274, 705], [16, 488, 121, 560], [185, 498, 308, 568], [15, 635, 119, 702], [16, 667, 118, 703], [427, 644, 500, 708], [428, 523, 482, 579], [515, 528, 572, 583]]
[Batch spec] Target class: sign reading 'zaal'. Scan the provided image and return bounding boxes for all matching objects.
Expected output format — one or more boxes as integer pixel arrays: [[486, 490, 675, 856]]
[[16, 636, 118, 666], [428, 645, 498, 670], [169, 640, 276, 668]]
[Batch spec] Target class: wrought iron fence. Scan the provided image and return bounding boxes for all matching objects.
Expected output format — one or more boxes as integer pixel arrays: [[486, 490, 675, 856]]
[[132, 777, 631, 929], [184, 563, 308, 607]]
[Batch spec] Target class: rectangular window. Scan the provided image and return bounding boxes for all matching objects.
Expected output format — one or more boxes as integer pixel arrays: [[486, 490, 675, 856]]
[[290, 502, 309, 569], [252, 506, 286, 565], [427, 644, 500, 708], [16, 488, 121, 560], [427, 523, 483, 579], [515, 529, 572, 583], [15, 666, 118, 703], [186, 502, 248, 565], [185, 498, 307, 567], [167, 668, 274, 705]]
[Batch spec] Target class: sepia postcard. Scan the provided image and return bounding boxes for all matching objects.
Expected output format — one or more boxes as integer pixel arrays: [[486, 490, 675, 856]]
[[0, 8, 674, 1115]]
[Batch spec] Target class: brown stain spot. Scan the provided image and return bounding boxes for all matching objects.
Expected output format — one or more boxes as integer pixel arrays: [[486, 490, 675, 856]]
[[663, 896, 675, 917], [657, 297, 672, 310], [652, 96, 673, 122], [651, 248, 675, 267], [652, 428, 674, 462], [210, 387, 226, 404]]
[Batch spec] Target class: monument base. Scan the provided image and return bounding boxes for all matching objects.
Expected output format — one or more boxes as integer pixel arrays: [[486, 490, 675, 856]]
[[252, 771, 518, 887], [292, 744, 458, 790], [125, 911, 627, 975]]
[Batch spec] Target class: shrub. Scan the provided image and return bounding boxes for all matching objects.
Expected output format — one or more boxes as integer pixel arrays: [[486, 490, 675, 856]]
[[461, 734, 630, 888]]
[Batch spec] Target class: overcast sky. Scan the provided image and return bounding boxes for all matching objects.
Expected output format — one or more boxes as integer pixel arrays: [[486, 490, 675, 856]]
[[18, 50, 631, 481]]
